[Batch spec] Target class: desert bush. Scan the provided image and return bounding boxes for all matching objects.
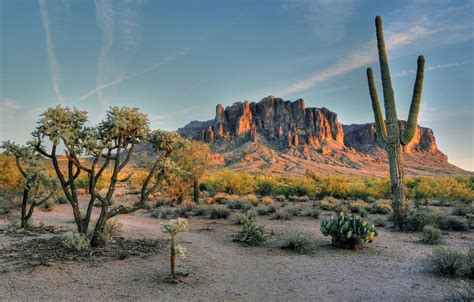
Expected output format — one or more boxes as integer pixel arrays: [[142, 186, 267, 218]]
[[280, 229, 316, 254], [427, 248, 467, 277], [275, 195, 286, 202], [260, 196, 273, 205], [41, 199, 56, 212], [203, 169, 255, 195], [404, 210, 443, 231], [152, 206, 188, 219], [192, 205, 209, 216], [279, 176, 319, 198], [302, 208, 320, 219], [373, 217, 387, 227], [243, 194, 258, 203], [286, 206, 302, 216], [368, 200, 392, 215], [56, 196, 68, 204], [207, 206, 231, 219], [438, 216, 469, 231], [349, 200, 370, 214], [318, 197, 342, 211], [226, 199, 252, 212], [447, 280, 474, 302], [235, 211, 256, 225], [234, 213, 268, 246], [320, 212, 377, 249], [256, 205, 277, 216], [273, 209, 293, 220], [63, 231, 90, 252], [451, 203, 474, 216], [421, 225, 441, 244]]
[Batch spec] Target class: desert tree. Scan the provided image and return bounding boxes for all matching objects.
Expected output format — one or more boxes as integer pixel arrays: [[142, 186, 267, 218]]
[[366, 16, 425, 228], [1, 141, 58, 228], [34, 106, 189, 246], [170, 140, 210, 203]]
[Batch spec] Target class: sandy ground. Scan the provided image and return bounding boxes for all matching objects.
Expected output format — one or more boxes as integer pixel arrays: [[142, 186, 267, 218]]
[[0, 200, 473, 302]]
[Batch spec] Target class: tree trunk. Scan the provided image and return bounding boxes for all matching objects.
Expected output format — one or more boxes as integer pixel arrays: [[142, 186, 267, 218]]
[[170, 235, 176, 276], [90, 206, 108, 247], [20, 188, 29, 229], [387, 141, 406, 229], [193, 179, 199, 203]]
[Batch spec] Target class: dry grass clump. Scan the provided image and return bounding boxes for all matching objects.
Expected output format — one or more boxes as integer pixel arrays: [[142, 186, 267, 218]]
[[207, 206, 231, 219], [301, 208, 320, 219], [260, 196, 273, 205], [421, 225, 441, 244], [318, 197, 342, 211], [427, 248, 473, 278], [368, 200, 392, 215], [280, 229, 316, 254], [256, 204, 277, 216]]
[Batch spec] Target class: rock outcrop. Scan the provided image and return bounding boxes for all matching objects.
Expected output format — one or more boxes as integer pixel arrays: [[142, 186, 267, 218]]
[[177, 96, 460, 176]]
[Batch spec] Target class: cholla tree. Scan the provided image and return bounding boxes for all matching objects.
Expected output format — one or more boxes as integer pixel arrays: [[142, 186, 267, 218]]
[[1, 141, 58, 228], [366, 16, 425, 228], [34, 106, 189, 246], [160, 218, 188, 277]]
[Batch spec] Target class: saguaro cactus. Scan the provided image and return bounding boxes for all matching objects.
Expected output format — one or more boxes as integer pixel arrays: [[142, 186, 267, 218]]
[[366, 16, 425, 228]]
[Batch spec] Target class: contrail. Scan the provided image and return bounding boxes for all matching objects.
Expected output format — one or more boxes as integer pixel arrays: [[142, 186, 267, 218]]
[[38, 0, 64, 104]]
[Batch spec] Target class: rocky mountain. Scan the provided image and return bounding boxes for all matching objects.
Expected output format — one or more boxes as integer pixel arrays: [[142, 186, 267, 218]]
[[178, 96, 465, 176]]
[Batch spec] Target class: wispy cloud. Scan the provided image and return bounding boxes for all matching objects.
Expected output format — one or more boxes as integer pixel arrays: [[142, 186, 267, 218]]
[[38, 0, 64, 104], [279, 1, 474, 96], [395, 60, 474, 77], [281, 0, 359, 44], [0, 99, 21, 111], [149, 107, 198, 122], [93, 0, 143, 106]]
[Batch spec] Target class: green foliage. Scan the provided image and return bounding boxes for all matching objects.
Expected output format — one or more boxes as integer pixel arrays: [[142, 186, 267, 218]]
[[226, 198, 252, 212], [421, 225, 441, 244], [405, 210, 469, 232], [273, 209, 293, 220], [63, 231, 90, 252], [160, 218, 188, 236], [152, 206, 188, 219], [280, 229, 316, 254], [234, 212, 268, 246], [203, 169, 255, 195], [235, 211, 256, 225], [207, 206, 231, 219], [427, 248, 469, 277], [451, 203, 474, 216], [302, 208, 320, 219], [320, 212, 377, 249], [256, 205, 277, 216]]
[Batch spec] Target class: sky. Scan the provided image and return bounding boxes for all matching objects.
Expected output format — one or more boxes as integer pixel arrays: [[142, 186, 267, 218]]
[[0, 0, 473, 171]]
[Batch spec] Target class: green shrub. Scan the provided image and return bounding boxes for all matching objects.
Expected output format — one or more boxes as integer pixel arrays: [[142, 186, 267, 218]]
[[234, 214, 268, 246], [404, 210, 443, 231], [302, 208, 320, 219], [202, 169, 256, 195], [348, 200, 370, 214], [421, 225, 441, 244], [235, 211, 256, 225], [226, 199, 252, 212], [192, 205, 209, 216], [99, 220, 122, 243], [207, 206, 231, 219], [63, 231, 90, 252], [428, 248, 467, 277], [286, 206, 301, 216], [273, 209, 293, 220], [448, 280, 474, 302], [56, 196, 68, 204], [280, 229, 316, 254], [256, 205, 277, 215], [320, 212, 377, 249], [451, 204, 474, 216], [152, 206, 188, 219], [438, 216, 469, 231]]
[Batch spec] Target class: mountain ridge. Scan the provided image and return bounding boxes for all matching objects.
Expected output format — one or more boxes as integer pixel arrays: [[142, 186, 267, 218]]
[[178, 96, 466, 176]]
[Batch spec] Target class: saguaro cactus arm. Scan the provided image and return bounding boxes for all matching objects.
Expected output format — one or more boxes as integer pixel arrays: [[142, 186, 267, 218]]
[[401, 55, 425, 145], [367, 68, 388, 144], [375, 15, 398, 124]]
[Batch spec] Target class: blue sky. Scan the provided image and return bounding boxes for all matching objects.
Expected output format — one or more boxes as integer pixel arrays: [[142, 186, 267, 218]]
[[0, 0, 473, 171]]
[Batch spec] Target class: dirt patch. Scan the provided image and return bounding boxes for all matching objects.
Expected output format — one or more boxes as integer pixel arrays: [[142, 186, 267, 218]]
[[0, 233, 166, 273]]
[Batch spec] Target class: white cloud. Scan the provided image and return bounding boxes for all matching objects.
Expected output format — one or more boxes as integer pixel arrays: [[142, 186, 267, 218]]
[[38, 0, 64, 104], [279, 1, 474, 96], [281, 0, 359, 44]]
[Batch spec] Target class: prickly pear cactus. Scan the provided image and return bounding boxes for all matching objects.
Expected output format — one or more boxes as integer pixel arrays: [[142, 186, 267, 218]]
[[320, 211, 378, 250], [366, 16, 425, 228]]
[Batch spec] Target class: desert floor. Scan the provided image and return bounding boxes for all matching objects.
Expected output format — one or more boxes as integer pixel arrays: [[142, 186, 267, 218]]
[[0, 200, 472, 302]]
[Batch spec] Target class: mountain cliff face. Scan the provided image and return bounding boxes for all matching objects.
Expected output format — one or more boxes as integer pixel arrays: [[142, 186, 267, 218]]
[[178, 96, 464, 176]]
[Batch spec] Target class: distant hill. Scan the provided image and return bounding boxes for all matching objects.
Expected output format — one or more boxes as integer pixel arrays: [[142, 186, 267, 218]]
[[177, 96, 467, 177]]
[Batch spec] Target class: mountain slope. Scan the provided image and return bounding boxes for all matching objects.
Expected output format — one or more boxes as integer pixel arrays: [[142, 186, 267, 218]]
[[178, 96, 466, 176]]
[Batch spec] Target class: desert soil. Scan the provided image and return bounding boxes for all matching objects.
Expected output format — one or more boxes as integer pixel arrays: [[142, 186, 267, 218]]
[[0, 200, 472, 301]]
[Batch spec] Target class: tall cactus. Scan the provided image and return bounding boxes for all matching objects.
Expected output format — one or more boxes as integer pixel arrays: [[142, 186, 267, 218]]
[[366, 16, 425, 228]]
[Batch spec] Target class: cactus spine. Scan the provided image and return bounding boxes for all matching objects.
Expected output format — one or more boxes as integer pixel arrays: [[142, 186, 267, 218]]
[[366, 16, 425, 228]]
